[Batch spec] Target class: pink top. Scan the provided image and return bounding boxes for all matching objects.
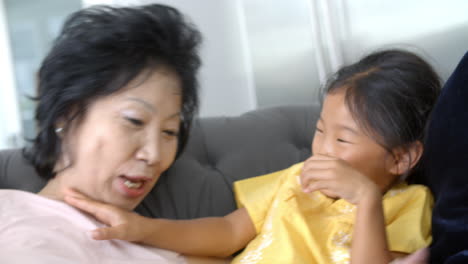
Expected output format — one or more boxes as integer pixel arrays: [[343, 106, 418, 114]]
[[0, 189, 186, 264]]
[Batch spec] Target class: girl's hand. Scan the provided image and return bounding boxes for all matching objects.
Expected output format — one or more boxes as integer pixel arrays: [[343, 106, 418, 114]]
[[391, 248, 428, 264], [300, 154, 380, 204], [63, 188, 147, 242]]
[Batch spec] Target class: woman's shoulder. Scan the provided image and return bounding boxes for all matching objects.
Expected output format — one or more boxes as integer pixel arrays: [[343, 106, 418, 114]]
[[0, 189, 64, 209], [0, 190, 50, 229], [0, 189, 103, 229], [0, 189, 42, 206]]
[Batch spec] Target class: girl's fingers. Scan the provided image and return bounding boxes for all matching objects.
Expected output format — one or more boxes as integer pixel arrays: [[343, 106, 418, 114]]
[[300, 167, 334, 187], [302, 155, 341, 171], [303, 180, 333, 193], [91, 225, 127, 241], [63, 187, 89, 200], [396, 248, 428, 264], [300, 168, 335, 191], [305, 154, 337, 161], [302, 160, 334, 172], [64, 195, 114, 225], [64, 191, 140, 242]]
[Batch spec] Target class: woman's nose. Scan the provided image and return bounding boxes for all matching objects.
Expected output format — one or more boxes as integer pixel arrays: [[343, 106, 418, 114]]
[[135, 135, 161, 165]]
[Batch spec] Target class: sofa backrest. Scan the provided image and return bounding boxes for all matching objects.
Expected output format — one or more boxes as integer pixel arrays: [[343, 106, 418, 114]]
[[0, 105, 319, 219]]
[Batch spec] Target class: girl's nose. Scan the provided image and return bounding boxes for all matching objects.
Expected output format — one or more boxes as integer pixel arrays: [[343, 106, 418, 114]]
[[315, 139, 335, 157]]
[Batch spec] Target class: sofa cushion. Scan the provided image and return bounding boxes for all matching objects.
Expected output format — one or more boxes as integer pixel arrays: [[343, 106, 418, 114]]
[[0, 148, 46, 191]]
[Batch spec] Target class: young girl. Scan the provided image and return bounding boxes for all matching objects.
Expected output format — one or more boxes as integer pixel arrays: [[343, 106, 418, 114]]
[[65, 49, 441, 264]]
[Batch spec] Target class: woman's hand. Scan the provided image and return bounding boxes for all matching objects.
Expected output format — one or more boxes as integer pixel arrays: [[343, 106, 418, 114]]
[[300, 154, 380, 204], [64, 188, 147, 242]]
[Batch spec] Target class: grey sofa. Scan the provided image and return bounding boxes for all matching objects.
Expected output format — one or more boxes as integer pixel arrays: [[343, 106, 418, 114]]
[[0, 105, 319, 219]]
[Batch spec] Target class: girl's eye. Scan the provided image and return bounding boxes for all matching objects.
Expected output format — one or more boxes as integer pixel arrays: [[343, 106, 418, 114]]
[[163, 130, 179, 137], [125, 117, 144, 127], [316, 128, 323, 133], [337, 138, 349, 143]]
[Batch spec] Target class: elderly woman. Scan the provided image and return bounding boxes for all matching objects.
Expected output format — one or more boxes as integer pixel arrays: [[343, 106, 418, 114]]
[[0, 4, 227, 264]]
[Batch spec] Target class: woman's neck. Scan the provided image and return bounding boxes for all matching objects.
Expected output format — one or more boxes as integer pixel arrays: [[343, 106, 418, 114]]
[[37, 177, 65, 201], [39, 158, 73, 200]]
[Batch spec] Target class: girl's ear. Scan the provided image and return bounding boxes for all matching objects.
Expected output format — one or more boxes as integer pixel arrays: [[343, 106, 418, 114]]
[[389, 141, 424, 175]]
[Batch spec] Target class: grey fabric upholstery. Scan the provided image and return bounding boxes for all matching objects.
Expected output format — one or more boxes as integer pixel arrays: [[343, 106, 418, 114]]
[[0, 105, 319, 219], [0, 148, 46, 191]]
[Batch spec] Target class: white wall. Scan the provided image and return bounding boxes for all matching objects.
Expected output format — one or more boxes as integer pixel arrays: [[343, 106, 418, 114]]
[[0, 0, 22, 149], [83, 0, 257, 117], [241, 0, 323, 108], [340, 0, 468, 82]]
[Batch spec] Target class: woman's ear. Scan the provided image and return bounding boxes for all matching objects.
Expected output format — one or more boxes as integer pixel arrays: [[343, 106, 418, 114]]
[[55, 118, 68, 138], [389, 141, 424, 175], [54, 119, 75, 173]]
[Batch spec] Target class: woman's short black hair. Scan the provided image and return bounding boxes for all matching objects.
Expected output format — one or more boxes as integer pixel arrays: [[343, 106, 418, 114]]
[[322, 49, 441, 174], [24, 4, 202, 179]]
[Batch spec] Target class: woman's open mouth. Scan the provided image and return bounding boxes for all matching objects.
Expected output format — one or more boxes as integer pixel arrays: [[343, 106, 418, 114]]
[[123, 179, 143, 189], [116, 175, 152, 198]]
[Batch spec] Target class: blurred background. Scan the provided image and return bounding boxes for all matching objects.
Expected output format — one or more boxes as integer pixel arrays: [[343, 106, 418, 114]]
[[0, 0, 467, 149]]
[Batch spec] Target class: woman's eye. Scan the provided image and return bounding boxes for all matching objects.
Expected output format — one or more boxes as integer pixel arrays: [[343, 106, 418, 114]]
[[125, 117, 144, 126], [316, 128, 323, 133], [163, 130, 179, 137]]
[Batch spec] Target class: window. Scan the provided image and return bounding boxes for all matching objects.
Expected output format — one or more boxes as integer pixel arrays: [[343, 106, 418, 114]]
[[1, 0, 81, 148]]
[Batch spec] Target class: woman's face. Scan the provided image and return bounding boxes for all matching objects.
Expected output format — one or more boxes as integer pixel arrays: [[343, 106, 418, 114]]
[[312, 89, 399, 191], [58, 68, 182, 210]]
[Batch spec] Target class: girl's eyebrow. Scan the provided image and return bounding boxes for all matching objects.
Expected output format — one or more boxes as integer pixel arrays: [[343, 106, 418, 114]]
[[336, 124, 359, 135], [319, 117, 359, 135]]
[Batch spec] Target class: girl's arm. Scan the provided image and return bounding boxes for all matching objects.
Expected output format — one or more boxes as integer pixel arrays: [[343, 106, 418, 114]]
[[140, 208, 255, 257], [64, 192, 256, 257], [185, 255, 232, 264], [351, 186, 393, 264]]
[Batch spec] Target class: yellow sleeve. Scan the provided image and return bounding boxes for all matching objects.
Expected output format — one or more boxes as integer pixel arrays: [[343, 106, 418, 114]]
[[383, 184, 433, 254], [233, 163, 302, 233]]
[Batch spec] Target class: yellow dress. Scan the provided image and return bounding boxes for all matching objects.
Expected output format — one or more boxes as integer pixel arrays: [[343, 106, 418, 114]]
[[232, 162, 433, 264]]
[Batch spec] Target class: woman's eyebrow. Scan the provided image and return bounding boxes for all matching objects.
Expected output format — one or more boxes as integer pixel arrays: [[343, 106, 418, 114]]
[[125, 97, 181, 120], [166, 112, 181, 120], [125, 97, 156, 113]]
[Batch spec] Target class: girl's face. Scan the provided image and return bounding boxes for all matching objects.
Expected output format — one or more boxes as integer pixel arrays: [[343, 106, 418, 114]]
[[312, 89, 400, 191], [57, 68, 182, 210]]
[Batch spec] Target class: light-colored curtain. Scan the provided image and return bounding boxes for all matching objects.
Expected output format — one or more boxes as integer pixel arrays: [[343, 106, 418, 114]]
[[0, 0, 22, 149], [308, 0, 346, 84]]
